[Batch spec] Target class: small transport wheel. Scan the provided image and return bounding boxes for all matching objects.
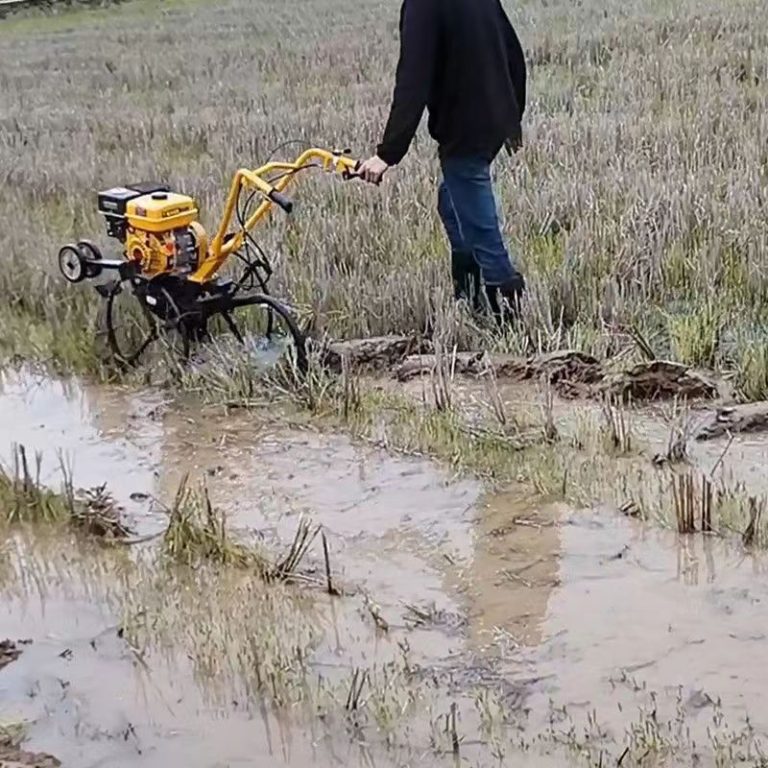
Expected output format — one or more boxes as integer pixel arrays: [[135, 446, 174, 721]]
[[77, 240, 103, 278], [58, 244, 85, 284]]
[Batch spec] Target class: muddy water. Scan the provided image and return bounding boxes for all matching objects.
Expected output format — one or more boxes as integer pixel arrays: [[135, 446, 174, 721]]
[[3, 368, 768, 765], [0, 368, 497, 766], [0, 368, 165, 529], [0, 577, 372, 768], [0, 366, 483, 652], [479, 495, 768, 741]]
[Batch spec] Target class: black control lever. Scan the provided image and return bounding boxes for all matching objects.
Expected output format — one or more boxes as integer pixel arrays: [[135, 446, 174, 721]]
[[268, 189, 294, 213]]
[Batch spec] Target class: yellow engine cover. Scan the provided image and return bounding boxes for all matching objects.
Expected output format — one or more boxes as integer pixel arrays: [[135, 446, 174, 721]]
[[125, 229, 176, 276], [126, 191, 198, 233]]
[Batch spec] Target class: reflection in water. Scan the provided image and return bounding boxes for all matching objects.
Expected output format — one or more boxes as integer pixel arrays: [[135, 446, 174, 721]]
[[521, 507, 768, 744], [0, 369, 504, 766], [465, 490, 563, 650], [0, 502, 554, 767], [676, 532, 719, 586]]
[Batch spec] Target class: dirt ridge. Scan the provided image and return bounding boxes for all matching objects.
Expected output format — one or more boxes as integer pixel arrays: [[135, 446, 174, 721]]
[[324, 336, 733, 404]]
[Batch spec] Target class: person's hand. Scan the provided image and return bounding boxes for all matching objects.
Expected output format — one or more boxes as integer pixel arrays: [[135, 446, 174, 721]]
[[357, 155, 389, 185]]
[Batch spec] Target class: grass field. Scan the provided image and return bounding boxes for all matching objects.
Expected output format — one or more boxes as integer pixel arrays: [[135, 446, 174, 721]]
[[2, 1, 768, 766], [1, 0, 767, 392]]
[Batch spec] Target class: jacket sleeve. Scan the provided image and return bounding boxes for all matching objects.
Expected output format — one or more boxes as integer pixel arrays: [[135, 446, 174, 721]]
[[498, 2, 526, 119], [376, 0, 439, 167]]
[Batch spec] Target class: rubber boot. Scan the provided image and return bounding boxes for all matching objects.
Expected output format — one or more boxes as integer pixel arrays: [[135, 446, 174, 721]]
[[485, 274, 526, 328], [451, 250, 482, 311]]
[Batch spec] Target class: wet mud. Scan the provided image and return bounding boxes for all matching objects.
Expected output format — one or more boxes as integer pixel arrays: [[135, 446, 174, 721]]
[[0, 639, 27, 671], [3, 366, 768, 765]]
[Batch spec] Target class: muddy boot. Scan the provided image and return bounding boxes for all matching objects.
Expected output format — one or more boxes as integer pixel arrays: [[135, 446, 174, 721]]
[[485, 274, 526, 328], [451, 250, 483, 312]]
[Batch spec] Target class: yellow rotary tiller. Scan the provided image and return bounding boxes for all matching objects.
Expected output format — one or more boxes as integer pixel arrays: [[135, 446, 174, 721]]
[[57, 148, 361, 371]]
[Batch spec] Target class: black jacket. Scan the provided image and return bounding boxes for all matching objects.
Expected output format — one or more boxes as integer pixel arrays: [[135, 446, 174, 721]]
[[376, 0, 527, 166]]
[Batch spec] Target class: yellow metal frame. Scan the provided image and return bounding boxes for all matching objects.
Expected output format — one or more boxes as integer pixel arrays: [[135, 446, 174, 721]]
[[190, 148, 358, 284]]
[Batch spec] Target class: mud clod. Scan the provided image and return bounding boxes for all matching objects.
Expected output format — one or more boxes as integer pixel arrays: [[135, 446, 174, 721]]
[[695, 402, 768, 441], [72, 485, 132, 539], [396, 351, 487, 381], [599, 361, 724, 403], [0, 640, 25, 671], [0, 745, 60, 768], [322, 335, 430, 373], [393, 349, 724, 404], [395, 349, 602, 390]]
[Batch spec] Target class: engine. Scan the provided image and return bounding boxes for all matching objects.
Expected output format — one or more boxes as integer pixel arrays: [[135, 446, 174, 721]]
[[97, 183, 207, 278]]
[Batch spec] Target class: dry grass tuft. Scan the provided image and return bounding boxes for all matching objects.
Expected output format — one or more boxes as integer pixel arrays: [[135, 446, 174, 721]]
[[0, 445, 62, 525], [0, 444, 130, 538], [672, 472, 714, 534], [600, 396, 633, 455], [741, 496, 765, 548], [661, 402, 695, 465], [162, 474, 261, 569], [272, 516, 320, 581], [163, 474, 325, 583]]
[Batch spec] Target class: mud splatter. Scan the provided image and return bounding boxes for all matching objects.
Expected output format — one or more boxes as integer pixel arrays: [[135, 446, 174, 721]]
[[0, 639, 28, 671]]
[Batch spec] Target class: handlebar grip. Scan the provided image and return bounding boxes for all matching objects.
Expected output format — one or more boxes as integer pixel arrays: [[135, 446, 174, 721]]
[[342, 160, 363, 181], [269, 190, 294, 213]]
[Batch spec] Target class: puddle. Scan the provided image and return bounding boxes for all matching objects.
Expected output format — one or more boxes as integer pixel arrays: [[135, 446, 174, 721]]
[[0, 368, 499, 765], [0, 568, 369, 768], [0, 368, 163, 523], [0, 366, 482, 659], [525, 506, 768, 745], [3, 367, 768, 765]]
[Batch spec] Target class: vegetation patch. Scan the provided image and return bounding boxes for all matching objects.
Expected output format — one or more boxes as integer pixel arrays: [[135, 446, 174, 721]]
[[0, 446, 130, 538]]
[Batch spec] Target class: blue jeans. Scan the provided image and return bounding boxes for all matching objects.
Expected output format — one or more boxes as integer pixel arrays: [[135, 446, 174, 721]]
[[437, 156, 521, 287]]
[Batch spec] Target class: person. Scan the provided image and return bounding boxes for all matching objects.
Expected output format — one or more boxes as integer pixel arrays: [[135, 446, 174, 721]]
[[358, 0, 528, 324]]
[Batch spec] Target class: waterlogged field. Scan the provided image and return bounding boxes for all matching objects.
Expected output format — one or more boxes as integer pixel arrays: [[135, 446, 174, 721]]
[[2, 0, 768, 766], [4, 366, 768, 768]]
